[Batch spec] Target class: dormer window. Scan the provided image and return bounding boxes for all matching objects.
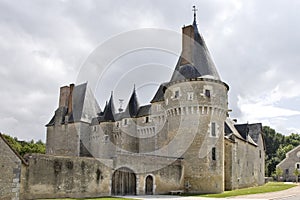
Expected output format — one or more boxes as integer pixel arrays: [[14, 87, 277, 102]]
[[174, 90, 180, 98], [203, 85, 213, 98], [205, 89, 211, 98]]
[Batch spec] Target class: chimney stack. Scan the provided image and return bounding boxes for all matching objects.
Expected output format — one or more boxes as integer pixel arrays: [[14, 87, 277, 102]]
[[180, 25, 194, 65], [59, 86, 70, 107], [68, 84, 75, 115]]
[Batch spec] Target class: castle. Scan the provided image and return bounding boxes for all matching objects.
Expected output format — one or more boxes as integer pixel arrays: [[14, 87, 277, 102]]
[[44, 14, 265, 195], [0, 12, 265, 200]]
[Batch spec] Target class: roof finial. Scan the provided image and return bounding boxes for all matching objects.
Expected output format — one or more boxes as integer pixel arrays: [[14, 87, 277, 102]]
[[192, 5, 198, 23]]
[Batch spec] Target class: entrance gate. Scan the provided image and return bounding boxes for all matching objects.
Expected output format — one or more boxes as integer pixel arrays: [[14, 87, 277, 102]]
[[112, 167, 136, 195]]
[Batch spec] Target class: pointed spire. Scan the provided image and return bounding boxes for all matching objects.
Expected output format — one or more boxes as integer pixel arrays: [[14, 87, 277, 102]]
[[124, 86, 139, 118], [192, 5, 198, 26], [169, 7, 220, 82], [102, 91, 115, 122]]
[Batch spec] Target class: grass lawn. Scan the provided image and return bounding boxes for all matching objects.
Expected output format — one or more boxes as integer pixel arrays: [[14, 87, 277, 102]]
[[197, 182, 297, 198], [38, 198, 136, 200]]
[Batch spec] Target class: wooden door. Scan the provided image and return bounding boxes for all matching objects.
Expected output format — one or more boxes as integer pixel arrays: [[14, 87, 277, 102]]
[[145, 175, 153, 195], [112, 168, 136, 195]]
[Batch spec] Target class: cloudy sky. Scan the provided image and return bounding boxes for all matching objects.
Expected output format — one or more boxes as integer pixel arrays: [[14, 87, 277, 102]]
[[1, 0, 300, 141]]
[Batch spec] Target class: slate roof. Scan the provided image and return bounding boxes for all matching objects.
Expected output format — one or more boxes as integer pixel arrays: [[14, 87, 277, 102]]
[[224, 122, 232, 136], [151, 83, 168, 103], [234, 124, 249, 140], [101, 93, 116, 122], [124, 88, 139, 118], [224, 119, 247, 142], [224, 119, 258, 146], [247, 123, 263, 143], [46, 83, 101, 126], [137, 104, 151, 117], [170, 19, 220, 82]]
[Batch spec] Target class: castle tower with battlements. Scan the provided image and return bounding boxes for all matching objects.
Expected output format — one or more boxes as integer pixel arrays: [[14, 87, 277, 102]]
[[44, 10, 264, 196]]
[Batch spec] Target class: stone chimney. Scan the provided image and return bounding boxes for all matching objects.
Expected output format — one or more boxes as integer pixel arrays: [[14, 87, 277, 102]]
[[68, 84, 75, 115], [59, 86, 70, 107], [180, 25, 194, 65], [58, 83, 75, 113]]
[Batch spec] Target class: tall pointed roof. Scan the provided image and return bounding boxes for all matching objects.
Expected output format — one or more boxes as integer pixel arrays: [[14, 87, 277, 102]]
[[170, 14, 220, 82], [102, 92, 115, 122], [124, 87, 139, 118]]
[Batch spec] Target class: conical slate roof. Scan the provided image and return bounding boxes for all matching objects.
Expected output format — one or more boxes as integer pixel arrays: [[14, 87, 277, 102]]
[[102, 92, 115, 122], [170, 18, 220, 82], [124, 87, 139, 118]]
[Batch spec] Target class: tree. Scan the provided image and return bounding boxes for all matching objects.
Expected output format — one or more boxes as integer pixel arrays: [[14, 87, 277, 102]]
[[294, 169, 300, 183], [276, 144, 294, 161], [263, 126, 300, 177], [2, 133, 45, 156]]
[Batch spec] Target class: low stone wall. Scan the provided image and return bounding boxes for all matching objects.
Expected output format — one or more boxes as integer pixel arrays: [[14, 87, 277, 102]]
[[21, 154, 113, 199]]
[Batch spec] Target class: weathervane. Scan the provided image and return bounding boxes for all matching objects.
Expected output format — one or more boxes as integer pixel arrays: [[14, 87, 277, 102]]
[[192, 5, 198, 22]]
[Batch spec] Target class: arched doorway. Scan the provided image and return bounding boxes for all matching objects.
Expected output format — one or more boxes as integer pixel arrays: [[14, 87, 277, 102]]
[[112, 167, 136, 195], [145, 175, 153, 195]]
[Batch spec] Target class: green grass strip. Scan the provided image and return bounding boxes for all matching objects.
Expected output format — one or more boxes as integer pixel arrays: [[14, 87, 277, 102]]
[[197, 182, 297, 198]]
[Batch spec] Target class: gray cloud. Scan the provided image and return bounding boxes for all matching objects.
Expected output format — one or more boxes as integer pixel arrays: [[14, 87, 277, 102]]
[[0, 0, 300, 141]]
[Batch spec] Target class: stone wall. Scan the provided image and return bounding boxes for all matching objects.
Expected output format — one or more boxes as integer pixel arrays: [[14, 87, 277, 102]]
[[21, 154, 113, 199], [46, 121, 93, 157], [0, 135, 23, 200], [225, 136, 264, 190]]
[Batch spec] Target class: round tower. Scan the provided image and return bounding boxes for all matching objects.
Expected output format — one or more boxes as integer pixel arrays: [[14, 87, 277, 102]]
[[161, 14, 229, 193]]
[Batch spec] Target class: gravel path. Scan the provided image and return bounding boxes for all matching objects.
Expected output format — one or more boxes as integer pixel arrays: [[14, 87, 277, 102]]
[[228, 183, 300, 199]]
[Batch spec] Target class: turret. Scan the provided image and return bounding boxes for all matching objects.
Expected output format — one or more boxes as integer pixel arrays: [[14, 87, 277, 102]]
[[124, 87, 140, 118], [158, 11, 229, 193]]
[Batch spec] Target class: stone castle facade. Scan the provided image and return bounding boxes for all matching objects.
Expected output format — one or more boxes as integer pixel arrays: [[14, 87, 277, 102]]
[[0, 14, 266, 199], [44, 16, 265, 196]]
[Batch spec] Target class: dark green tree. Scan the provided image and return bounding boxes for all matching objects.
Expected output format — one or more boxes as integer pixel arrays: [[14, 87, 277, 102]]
[[2, 134, 45, 156]]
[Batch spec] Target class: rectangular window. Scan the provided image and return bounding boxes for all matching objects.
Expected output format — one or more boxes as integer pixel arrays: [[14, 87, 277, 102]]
[[285, 169, 289, 174], [212, 147, 216, 161], [259, 150, 262, 158], [211, 122, 216, 136], [187, 92, 194, 100], [174, 90, 180, 98], [205, 89, 211, 98], [297, 163, 300, 169], [145, 116, 149, 123]]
